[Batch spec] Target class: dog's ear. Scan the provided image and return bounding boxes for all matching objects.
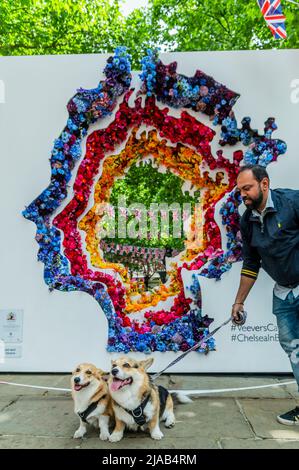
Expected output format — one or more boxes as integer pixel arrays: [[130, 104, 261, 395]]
[[139, 358, 154, 370]]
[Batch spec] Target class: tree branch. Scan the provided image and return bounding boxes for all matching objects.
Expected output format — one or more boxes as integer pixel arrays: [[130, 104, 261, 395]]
[[204, 11, 230, 34]]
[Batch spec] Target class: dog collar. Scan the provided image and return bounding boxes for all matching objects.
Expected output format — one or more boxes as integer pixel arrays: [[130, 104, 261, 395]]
[[123, 393, 151, 426], [77, 395, 106, 423]]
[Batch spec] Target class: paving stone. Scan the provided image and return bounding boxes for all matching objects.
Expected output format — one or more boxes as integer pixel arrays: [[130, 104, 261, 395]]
[[0, 435, 82, 449], [238, 399, 299, 440], [80, 436, 218, 449], [169, 398, 253, 439], [0, 398, 19, 413], [276, 377, 299, 400], [221, 438, 299, 449], [0, 395, 77, 438]]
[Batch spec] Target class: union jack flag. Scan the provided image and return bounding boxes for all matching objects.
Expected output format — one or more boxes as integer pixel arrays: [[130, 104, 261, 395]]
[[257, 0, 287, 39]]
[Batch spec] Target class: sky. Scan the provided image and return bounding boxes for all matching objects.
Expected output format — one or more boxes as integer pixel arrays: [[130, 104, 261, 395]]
[[120, 0, 149, 16]]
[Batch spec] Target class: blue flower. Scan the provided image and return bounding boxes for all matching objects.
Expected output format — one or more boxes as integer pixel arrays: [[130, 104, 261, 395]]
[[156, 342, 167, 352]]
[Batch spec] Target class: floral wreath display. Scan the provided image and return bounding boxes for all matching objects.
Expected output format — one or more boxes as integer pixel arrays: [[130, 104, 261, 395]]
[[23, 48, 287, 354]]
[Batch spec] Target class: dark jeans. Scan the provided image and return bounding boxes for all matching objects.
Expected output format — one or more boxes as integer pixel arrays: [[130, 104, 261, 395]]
[[273, 291, 299, 392]]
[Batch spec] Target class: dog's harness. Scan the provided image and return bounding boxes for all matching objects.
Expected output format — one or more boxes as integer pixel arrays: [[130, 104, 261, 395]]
[[77, 395, 107, 423], [117, 385, 170, 426], [121, 393, 151, 426]]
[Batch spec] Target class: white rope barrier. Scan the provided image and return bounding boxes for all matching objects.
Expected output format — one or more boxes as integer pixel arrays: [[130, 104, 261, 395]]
[[169, 380, 297, 395], [0, 381, 70, 392], [0, 379, 296, 396]]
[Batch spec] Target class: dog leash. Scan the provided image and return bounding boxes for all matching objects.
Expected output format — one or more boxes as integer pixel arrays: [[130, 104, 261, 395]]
[[151, 312, 247, 381]]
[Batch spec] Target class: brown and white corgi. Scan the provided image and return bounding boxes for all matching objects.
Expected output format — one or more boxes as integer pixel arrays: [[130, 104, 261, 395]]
[[108, 356, 188, 442], [71, 363, 113, 440]]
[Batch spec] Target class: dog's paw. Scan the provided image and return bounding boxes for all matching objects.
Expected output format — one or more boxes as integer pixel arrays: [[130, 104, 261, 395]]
[[73, 429, 86, 439], [164, 417, 175, 428], [151, 430, 164, 440], [100, 431, 110, 441], [109, 432, 123, 443], [165, 421, 175, 428]]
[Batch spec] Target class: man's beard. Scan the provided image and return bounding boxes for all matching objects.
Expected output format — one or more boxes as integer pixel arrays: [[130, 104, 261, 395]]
[[243, 187, 264, 211]]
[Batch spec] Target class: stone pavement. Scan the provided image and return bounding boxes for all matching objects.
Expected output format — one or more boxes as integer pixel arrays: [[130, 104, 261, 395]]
[[0, 374, 298, 449]]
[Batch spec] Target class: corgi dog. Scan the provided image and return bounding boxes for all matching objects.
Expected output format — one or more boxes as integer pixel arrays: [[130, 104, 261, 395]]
[[108, 356, 188, 442], [71, 363, 113, 440]]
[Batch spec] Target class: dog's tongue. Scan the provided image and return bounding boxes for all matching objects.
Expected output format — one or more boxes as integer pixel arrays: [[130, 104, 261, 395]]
[[111, 379, 124, 392], [111, 378, 130, 392]]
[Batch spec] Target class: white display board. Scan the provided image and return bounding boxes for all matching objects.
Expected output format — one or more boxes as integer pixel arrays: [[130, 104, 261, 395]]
[[0, 50, 298, 372]]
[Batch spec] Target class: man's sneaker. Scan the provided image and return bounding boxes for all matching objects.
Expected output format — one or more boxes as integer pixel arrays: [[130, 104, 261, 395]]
[[277, 406, 299, 426]]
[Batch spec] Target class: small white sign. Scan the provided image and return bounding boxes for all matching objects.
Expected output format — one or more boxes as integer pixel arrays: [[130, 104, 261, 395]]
[[5, 345, 22, 359], [0, 310, 24, 343]]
